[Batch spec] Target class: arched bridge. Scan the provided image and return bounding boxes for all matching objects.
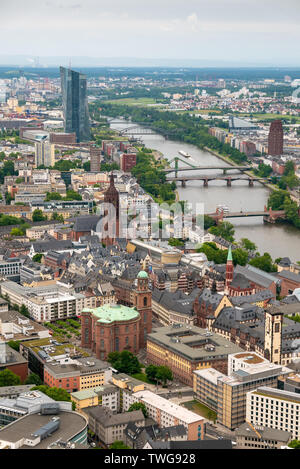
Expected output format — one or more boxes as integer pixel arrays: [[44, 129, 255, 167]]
[[205, 206, 287, 224]]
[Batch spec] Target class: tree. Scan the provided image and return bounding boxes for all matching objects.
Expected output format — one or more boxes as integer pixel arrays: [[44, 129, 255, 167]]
[[31, 385, 75, 409], [51, 212, 64, 222], [249, 253, 277, 273], [24, 373, 43, 385], [0, 369, 21, 386], [209, 221, 235, 242], [45, 192, 62, 201], [20, 304, 30, 318], [155, 366, 173, 387], [232, 248, 249, 266], [7, 340, 20, 352], [10, 227, 24, 237], [107, 351, 141, 375], [145, 364, 159, 382], [288, 440, 300, 449], [241, 238, 257, 252], [128, 402, 148, 418], [32, 209, 47, 222], [109, 441, 130, 449], [32, 253, 43, 263]]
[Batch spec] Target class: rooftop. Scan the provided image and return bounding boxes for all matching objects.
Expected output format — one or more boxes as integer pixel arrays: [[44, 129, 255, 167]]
[[0, 411, 87, 449], [134, 390, 204, 424], [82, 304, 140, 324], [147, 324, 244, 361]]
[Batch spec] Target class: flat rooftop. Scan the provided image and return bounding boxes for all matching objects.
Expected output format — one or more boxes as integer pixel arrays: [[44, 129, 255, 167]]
[[147, 324, 244, 361], [134, 390, 204, 424], [233, 352, 265, 365], [0, 411, 87, 449], [252, 386, 300, 405]]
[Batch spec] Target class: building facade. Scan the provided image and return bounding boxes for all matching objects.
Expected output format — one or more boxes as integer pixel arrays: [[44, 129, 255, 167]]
[[60, 66, 90, 142]]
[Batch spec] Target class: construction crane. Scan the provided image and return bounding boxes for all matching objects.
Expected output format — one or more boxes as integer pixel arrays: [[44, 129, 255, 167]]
[[246, 421, 272, 449]]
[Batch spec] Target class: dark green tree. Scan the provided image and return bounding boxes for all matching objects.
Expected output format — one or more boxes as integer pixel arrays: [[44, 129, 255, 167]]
[[128, 402, 148, 418], [0, 369, 21, 386]]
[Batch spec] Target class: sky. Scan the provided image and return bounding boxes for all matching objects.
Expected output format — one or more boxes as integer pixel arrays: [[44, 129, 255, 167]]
[[0, 0, 300, 66]]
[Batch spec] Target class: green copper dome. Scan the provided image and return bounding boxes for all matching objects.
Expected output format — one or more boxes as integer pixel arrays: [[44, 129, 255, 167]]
[[137, 270, 148, 279], [82, 304, 139, 324]]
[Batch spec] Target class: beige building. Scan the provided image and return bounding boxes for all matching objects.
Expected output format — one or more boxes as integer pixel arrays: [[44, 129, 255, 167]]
[[71, 385, 119, 413], [193, 353, 291, 431], [35, 142, 55, 168], [246, 386, 300, 440]]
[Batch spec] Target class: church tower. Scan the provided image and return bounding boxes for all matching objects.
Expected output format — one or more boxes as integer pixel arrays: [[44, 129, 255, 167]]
[[133, 271, 152, 348], [103, 173, 120, 246], [264, 307, 283, 364], [225, 245, 234, 293]]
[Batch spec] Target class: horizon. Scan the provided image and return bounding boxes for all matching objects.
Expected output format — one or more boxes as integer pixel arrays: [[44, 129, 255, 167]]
[[0, 0, 299, 67]]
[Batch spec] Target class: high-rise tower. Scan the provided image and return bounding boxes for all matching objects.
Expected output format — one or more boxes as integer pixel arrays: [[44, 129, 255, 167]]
[[60, 66, 90, 143], [268, 120, 283, 156]]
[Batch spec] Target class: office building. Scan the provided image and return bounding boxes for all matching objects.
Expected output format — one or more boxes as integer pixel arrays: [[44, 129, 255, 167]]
[[193, 352, 291, 430], [246, 386, 300, 440], [60, 66, 90, 142], [146, 324, 243, 386], [268, 120, 283, 156]]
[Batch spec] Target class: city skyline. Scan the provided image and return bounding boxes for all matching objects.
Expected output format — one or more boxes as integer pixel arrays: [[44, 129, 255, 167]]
[[0, 0, 299, 67]]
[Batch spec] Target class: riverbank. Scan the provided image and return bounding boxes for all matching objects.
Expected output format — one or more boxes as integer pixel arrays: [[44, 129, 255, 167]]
[[204, 146, 278, 192]]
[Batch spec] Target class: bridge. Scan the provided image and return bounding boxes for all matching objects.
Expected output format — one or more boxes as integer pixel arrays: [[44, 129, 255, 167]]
[[105, 118, 181, 137], [162, 156, 252, 177], [166, 175, 271, 187], [205, 206, 287, 224]]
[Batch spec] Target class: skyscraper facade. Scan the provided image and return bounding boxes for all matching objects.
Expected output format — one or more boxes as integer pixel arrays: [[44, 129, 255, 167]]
[[90, 145, 101, 172], [60, 66, 91, 143], [268, 120, 283, 156], [35, 141, 55, 167]]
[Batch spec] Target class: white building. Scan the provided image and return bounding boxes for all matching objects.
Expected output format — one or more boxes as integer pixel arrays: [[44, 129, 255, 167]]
[[246, 386, 300, 440]]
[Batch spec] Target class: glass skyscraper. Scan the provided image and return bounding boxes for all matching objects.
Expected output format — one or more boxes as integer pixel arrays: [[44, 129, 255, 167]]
[[60, 66, 91, 142]]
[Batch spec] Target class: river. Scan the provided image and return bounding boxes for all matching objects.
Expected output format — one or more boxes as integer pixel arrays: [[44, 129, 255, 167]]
[[110, 120, 300, 262]]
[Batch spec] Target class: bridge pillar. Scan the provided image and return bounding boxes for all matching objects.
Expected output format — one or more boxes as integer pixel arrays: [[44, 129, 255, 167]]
[[248, 179, 254, 187], [226, 178, 231, 187], [203, 178, 208, 187], [181, 180, 186, 188]]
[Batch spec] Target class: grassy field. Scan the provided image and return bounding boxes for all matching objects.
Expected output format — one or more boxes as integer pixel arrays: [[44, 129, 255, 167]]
[[131, 373, 153, 384], [105, 97, 159, 106], [239, 113, 300, 123], [183, 400, 217, 422]]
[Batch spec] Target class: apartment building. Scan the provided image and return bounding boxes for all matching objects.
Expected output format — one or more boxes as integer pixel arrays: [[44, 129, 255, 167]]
[[193, 352, 291, 430], [0, 280, 93, 322], [246, 386, 300, 440], [83, 407, 145, 447], [71, 385, 119, 413], [44, 357, 112, 393], [122, 390, 205, 441]]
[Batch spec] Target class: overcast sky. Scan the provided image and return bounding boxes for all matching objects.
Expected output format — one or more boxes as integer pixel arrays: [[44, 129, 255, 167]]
[[0, 0, 299, 66]]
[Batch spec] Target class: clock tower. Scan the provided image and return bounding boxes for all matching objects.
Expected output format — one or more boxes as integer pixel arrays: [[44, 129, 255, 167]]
[[264, 307, 283, 364]]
